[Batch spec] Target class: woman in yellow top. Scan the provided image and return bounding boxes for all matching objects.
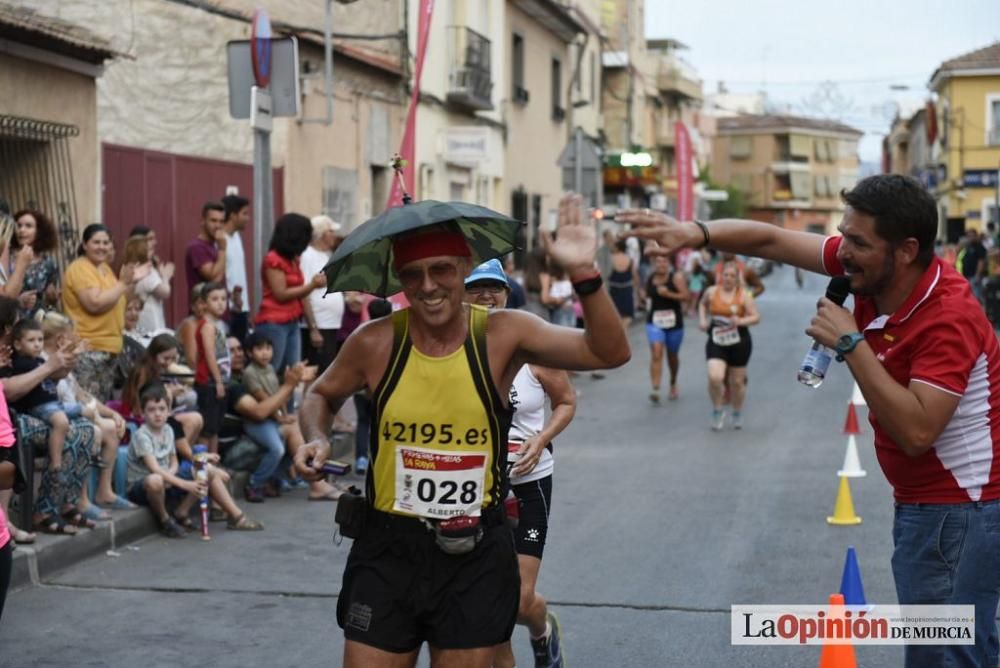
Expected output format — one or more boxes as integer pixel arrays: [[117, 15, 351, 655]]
[[698, 261, 760, 431], [62, 224, 138, 402]]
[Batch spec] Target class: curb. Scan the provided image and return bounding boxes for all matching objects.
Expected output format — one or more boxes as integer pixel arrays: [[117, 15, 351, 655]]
[[9, 508, 158, 592]]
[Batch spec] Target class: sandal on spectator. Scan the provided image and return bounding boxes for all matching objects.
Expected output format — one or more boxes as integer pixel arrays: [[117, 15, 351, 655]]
[[97, 495, 137, 510], [61, 507, 97, 530], [11, 525, 37, 544], [309, 484, 344, 502], [79, 505, 112, 522], [226, 513, 263, 531], [160, 517, 187, 539], [172, 513, 195, 531], [34, 515, 78, 536]]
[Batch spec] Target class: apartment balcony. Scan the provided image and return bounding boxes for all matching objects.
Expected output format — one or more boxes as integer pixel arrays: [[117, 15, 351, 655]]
[[656, 120, 675, 147], [656, 64, 702, 101], [447, 26, 493, 112]]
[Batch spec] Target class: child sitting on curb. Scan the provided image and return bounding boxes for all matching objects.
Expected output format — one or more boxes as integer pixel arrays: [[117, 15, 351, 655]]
[[126, 384, 261, 537]]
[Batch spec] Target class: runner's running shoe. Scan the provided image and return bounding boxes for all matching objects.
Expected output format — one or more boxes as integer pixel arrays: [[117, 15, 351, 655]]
[[711, 409, 725, 432], [649, 389, 660, 404], [732, 411, 743, 430], [531, 611, 564, 667]]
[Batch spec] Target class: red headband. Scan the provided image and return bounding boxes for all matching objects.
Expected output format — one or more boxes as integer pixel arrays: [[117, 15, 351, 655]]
[[392, 230, 470, 271]]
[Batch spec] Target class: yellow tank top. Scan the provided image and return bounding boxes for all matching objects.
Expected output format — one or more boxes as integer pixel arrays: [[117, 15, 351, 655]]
[[368, 305, 511, 517]]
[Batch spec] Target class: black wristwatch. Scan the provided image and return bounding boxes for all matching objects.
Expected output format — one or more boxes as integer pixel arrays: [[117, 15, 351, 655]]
[[835, 332, 865, 362]]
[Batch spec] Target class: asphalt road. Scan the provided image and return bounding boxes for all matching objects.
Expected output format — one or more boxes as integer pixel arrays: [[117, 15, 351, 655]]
[[1, 267, 905, 667]]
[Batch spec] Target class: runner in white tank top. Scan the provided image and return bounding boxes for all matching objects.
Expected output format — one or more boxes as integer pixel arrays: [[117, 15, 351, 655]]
[[465, 259, 576, 668], [509, 364, 554, 484]]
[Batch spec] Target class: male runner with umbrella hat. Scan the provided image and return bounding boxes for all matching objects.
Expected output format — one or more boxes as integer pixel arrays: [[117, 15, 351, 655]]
[[296, 194, 629, 668]]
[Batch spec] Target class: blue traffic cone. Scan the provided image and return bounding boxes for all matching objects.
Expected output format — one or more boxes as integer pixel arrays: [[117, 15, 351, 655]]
[[839, 546, 867, 606]]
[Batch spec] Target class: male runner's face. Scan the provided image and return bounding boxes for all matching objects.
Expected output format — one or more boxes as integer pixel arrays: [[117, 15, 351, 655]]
[[398, 255, 470, 326], [836, 208, 896, 297]]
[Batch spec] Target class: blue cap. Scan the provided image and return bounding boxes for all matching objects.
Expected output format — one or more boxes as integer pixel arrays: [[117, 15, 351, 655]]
[[464, 259, 509, 287], [193, 444, 208, 454]]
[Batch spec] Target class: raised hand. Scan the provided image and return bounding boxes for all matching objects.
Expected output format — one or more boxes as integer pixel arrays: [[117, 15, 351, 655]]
[[120, 262, 138, 286], [541, 193, 598, 277], [161, 262, 175, 281], [615, 208, 699, 257]]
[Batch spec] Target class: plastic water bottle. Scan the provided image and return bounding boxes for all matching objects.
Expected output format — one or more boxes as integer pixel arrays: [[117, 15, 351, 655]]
[[798, 342, 834, 387], [797, 276, 851, 389], [193, 444, 211, 541]]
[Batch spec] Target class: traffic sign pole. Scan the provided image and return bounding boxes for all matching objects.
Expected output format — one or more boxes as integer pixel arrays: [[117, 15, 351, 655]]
[[250, 8, 273, 313]]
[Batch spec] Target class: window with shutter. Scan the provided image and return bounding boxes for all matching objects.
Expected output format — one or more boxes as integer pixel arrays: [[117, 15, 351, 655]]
[[790, 171, 811, 199], [730, 136, 752, 159], [790, 134, 811, 159]]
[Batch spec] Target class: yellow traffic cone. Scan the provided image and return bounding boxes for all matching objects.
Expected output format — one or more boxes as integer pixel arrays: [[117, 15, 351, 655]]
[[827, 476, 862, 525]]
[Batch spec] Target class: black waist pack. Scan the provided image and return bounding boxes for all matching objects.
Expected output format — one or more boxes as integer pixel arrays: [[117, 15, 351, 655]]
[[334, 486, 366, 539]]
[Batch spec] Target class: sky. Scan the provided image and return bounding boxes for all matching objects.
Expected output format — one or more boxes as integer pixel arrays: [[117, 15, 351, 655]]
[[645, 0, 1000, 162]]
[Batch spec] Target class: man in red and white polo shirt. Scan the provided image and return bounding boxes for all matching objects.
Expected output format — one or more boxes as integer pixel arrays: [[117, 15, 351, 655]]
[[620, 174, 1000, 668]]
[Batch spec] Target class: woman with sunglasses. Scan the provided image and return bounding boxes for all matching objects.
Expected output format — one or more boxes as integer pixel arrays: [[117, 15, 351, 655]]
[[464, 258, 576, 668]]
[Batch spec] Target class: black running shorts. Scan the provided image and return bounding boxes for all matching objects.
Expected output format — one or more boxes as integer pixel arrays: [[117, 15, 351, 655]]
[[512, 476, 552, 559], [194, 384, 225, 436], [336, 513, 520, 653], [705, 327, 753, 367]]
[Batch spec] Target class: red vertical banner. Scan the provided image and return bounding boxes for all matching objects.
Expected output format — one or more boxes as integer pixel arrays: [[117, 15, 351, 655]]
[[674, 121, 694, 221], [387, 0, 435, 209]]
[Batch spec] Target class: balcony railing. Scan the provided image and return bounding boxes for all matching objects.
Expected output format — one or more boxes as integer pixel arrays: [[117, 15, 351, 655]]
[[656, 65, 702, 101], [447, 26, 493, 111]]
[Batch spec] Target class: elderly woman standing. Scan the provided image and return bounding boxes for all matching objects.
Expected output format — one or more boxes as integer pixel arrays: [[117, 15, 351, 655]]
[[299, 215, 344, 372], [10, 209, 59, 316], [62, 224, 137, 402]]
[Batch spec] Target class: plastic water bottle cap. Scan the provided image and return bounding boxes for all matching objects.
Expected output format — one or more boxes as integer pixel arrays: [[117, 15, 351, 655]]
[[193, 444, 208, 454]]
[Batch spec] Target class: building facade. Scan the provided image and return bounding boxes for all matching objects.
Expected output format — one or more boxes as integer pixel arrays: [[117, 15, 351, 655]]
[[28, 0, 406, 323], [711, 114, 862, 234], [504, 0, 586, 250], [930, 42, 1000, 238], [0, 2, 119, 268]]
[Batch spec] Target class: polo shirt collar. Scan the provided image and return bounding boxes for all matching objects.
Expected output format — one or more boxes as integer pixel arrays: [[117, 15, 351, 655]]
[[861, 257, 942, 332]]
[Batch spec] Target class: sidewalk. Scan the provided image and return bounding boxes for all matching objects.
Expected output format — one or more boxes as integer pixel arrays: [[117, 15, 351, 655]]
[[9, 507, 157, 592], [9, 430, 358, 593]]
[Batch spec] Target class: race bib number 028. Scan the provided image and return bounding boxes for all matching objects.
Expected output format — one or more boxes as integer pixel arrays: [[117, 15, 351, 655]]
[[394, 446, 485, 518]]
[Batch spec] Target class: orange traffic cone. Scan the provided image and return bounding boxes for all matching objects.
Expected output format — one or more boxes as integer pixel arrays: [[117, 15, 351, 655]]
[[843, 403, 860, 435], [827, 476, 862, 525], [818, 593, 858, 668]]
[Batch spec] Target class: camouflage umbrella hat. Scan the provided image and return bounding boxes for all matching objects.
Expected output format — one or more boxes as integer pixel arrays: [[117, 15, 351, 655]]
[[322, 199, 523, 297]]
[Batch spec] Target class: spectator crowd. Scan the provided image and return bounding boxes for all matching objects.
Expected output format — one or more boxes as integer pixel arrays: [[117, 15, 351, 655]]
[[0, 195, 372, 578]]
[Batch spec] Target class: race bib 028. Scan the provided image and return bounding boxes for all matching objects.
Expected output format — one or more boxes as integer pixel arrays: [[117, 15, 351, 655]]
[[394, 445, 486, 519]]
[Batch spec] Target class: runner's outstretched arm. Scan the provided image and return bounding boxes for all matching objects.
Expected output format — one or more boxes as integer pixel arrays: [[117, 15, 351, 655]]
[[618, 210, 828, 274]]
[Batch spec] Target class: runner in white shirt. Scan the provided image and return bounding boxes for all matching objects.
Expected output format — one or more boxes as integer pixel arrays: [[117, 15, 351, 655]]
[[464, 259, 576, 668], [299, 215, 345, 372]]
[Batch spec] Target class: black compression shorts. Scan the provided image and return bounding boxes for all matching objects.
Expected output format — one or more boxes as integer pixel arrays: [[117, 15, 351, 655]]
[[705, 328, 753, 367], [512, 475, 552, 559], [336, 511, 520, 652]]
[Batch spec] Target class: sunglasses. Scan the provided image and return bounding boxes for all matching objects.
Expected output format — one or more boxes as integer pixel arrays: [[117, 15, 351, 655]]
[[465, 283, 507, 296], [397, 261, 462, 289]]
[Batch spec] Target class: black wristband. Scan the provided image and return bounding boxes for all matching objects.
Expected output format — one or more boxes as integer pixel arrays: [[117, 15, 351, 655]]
[[693, 220, 711, 248], [572, 274, 603, 297]]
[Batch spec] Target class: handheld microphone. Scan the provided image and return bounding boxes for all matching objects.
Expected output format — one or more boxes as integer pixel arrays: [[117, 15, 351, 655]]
[[798, 276, 851, 388]]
